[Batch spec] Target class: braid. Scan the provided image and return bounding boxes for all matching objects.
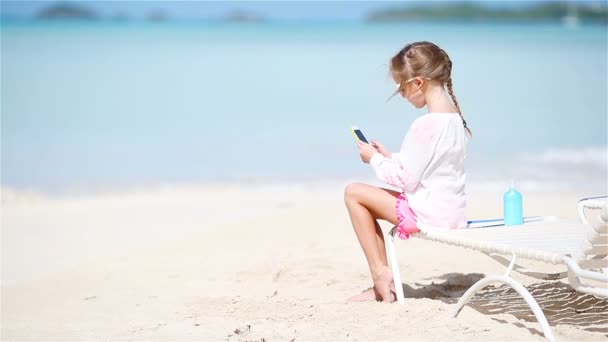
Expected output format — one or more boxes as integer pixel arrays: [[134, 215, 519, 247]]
[[440, 48, 472, 137], [445, 78, 460, 114], [446, 78, 472, 137]]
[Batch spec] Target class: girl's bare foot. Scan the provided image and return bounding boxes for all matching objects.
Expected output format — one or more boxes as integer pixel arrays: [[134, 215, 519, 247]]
[[372, 266, 395, 303], [347, 287, 377, 302], [347, 286, 397, 302]]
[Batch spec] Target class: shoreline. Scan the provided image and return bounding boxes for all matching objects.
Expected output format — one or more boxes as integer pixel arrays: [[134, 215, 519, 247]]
[[2, 183, 592, 285], [2, 176, 604, 202]]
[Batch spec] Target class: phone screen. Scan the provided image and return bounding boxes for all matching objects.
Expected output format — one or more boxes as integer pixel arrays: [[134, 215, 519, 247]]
[[353, 129, 369, 143]]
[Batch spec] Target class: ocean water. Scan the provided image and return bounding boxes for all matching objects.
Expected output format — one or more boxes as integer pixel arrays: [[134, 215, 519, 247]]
[[1, 20, 607, 194]]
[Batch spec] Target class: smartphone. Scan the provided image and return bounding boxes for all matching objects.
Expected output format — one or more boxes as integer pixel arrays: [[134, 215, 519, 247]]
[[351, 126, 369, 144]]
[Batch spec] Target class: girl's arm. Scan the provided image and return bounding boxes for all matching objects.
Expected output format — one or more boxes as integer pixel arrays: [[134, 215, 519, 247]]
[[369, 152, 406, 188], [370, 118, 442, 191]]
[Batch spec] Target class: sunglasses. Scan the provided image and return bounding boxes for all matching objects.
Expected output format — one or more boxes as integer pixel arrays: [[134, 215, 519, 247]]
[[386, 77, 431, 102]]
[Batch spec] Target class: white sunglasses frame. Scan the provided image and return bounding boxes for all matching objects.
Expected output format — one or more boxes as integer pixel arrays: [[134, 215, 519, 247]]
[[386, 77, 431, 102]]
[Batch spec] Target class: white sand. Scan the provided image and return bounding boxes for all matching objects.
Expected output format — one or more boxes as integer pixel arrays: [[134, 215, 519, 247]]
[[1, 183, 606, 340]]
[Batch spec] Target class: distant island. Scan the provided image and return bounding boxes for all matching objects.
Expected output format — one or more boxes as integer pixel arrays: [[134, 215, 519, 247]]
[[31, 2, 260, 23], [35, 2, 100, 20], [145, 10, 170, 22], [26, 1, 607, 25], [34, 2, 169, 22], [367, 2, 608, 24], [223, 10, 265, 23]]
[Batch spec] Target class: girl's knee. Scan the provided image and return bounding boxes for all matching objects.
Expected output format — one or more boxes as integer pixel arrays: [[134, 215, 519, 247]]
[[344, 182, 366, 203]]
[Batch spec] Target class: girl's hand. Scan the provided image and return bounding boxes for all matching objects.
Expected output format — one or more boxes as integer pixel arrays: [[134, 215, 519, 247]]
[[371, 140, 391, 158], [358, 141, 378, 164]]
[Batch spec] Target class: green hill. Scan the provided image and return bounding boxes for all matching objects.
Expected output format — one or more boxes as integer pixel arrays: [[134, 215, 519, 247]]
[[367, 2, 608, 23]]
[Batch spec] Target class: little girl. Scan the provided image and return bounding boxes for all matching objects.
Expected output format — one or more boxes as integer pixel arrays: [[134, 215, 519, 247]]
[[345, 41, 472, 303]]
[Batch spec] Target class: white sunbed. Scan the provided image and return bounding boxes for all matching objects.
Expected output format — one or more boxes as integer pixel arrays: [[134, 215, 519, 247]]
[[385, 196, 608, 342]]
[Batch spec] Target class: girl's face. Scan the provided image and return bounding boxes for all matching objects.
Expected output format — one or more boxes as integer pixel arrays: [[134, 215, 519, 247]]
[[398, 77, 427, 109]]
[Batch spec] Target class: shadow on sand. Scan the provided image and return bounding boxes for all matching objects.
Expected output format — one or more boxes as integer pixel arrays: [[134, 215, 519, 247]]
[[401, 273, 608, 337]]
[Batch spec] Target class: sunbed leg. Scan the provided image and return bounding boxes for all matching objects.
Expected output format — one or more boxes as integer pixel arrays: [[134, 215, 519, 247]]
[[505, 254, 517, 276], [449, 275, 556, 342], [387, 226, 405, 304]]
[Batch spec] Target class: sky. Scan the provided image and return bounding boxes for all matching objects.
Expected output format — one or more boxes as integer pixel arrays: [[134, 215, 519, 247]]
[[0, 0, 604, 21]]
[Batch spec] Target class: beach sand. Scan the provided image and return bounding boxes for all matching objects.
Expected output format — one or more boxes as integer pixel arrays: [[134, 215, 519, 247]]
[[1, 183, 607, 340]]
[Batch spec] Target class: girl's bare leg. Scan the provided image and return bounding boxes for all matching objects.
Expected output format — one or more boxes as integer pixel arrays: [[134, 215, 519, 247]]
[[344, 183, 400, 302], [347, 220, 392, 302]]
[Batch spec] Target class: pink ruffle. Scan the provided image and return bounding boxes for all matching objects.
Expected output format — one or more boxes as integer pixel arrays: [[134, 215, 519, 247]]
[[395, 192, 420, 240]]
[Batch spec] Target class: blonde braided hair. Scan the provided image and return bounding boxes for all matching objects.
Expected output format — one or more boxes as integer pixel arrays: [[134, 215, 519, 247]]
[[390, 41, 472, 137], [441, 51, 472, 137]]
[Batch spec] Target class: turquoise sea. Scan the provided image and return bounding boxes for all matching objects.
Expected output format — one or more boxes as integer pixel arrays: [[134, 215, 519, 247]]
[[1, 20, 606, 194]]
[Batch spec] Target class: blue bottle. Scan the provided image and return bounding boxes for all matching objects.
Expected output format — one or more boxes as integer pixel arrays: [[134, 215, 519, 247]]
[[504, 180, 524, 226]]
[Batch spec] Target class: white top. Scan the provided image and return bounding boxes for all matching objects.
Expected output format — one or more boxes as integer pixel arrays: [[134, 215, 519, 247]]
[[370, 112, 469, 231]]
